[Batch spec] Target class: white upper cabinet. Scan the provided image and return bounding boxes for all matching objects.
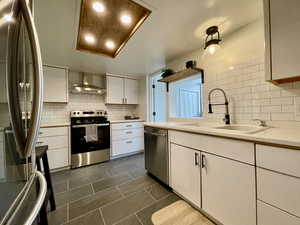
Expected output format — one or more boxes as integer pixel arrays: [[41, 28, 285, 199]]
[[106, 76, 124, 104], [201, 153, 256, 225], [124, 78, 139, 104], [264, 0, 300, 83], [106, 75, 139, 104], [43, 65, 68, 103], [170, 143, 201, 208]]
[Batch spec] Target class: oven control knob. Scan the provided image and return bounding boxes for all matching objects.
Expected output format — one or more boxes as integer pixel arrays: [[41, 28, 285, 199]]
[[73, 112, 76, 115], [104, 111, 107, 115]]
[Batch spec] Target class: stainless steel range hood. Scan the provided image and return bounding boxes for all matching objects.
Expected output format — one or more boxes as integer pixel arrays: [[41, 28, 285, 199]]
[[71, 72, 106, 95]]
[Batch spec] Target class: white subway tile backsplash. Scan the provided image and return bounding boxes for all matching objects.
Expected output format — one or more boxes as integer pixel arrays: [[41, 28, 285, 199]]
[[271, 113, 295, 121], [200, 59, 300, 123], [270, 97, 294, 105]]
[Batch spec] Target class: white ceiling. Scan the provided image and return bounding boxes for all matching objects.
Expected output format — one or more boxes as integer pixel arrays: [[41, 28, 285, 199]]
[[35, 0, 263, 76]]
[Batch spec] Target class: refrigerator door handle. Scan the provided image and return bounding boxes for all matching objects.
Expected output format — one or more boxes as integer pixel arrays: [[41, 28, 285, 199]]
[[4, 171, 47, 225], [22, 171, 47, 225], [20, 0, 44, 159]]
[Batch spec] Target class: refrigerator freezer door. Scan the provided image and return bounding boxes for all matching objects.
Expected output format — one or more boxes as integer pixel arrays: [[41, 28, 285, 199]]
[[0, 0, 44, 224]]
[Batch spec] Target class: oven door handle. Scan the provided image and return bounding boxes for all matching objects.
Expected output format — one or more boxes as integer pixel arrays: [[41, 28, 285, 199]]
[[72, 123, 110, 128]]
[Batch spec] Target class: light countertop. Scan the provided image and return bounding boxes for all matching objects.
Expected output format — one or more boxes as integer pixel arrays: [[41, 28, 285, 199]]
[[110, 119, 145, 123], [144, 121, 300, 149]]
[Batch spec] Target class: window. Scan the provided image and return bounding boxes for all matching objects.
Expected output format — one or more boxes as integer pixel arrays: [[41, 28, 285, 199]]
[[169, 74, 203, 118]]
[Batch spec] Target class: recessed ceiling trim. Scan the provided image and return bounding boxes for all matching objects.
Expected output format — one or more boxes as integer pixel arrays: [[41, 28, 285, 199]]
[[76, 0, 151, 58]]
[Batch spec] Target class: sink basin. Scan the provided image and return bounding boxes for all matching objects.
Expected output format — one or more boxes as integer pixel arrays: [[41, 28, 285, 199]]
[[214, 125, 267, 134]]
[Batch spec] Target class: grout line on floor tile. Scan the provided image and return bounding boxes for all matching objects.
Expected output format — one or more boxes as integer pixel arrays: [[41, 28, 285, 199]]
[[135, 213, 144, 225], [66, 202, 69, 222], [144, 185, 157, 202], [91, 183, 95, 194], [99, 208, 107, 225], [111, 213, 135, 225], [61, 209, 99, 225], [115, 186, 125, 198]]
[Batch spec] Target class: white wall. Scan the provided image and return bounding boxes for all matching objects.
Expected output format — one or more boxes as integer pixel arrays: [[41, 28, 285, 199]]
[[136, 76, 149, 121], [166, 18, 300, 124], [41, 71, 138, 125]]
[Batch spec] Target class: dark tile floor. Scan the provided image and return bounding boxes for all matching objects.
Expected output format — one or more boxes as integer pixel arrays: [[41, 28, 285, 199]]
[[48, 153, 180, 225]]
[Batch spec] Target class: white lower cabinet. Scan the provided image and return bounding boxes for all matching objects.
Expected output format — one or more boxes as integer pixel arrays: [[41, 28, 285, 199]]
[[112, 137, 144, 156], [201, 153, 256, 225], [258, 200, 300, 225], [111, 122, 144, 158], [38, 126, 70, 170], [170, 143, 201, 207], [47, 148, 69, 170]]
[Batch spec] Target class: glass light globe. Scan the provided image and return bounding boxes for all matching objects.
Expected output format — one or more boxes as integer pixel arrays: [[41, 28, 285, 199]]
[[206, 44, 220, 55]]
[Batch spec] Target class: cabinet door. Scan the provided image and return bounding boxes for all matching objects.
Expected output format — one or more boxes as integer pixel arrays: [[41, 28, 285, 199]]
[[202, 153, 256, 225], [266, 0, 300, 80], [124, 78, 139, 104], [43, 66, 68, 103], [258, 200, 300, 225], [106, 76, 124, 104], [170, 143, 201, 207]]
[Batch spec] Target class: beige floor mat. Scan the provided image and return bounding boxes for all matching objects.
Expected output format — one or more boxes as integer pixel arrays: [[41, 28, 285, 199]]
[[152, 200, 215, 225]]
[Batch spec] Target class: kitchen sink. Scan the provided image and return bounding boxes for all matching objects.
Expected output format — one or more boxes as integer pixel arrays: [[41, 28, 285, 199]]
[[213, 125, 267, 133], [181, 123, 268, 134]]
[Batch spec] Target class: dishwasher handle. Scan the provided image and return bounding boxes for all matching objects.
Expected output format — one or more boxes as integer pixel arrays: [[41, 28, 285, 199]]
[[144, 131, 167, 137]]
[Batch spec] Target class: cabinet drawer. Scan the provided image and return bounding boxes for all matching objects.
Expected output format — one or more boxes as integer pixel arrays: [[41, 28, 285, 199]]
[[37, 136, 68, 150], [39, 127, 68, 137], [257, 144, 300, 178], [47, 148, 69, 170], [257, 168, 300, 217], [258, 200, 300, 225], [169, 131, 255, 164], [112, 128, 144, 141], [112, 137, 144, 156], [111, 122, 143, 130]]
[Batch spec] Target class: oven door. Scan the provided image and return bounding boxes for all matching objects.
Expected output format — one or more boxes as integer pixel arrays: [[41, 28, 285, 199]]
[[70, 123, 110, 168], [71, 123, 110, 154]]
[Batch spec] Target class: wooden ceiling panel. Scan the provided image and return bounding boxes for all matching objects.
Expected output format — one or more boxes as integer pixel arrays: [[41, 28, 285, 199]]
[[77, 0, 151, 58]]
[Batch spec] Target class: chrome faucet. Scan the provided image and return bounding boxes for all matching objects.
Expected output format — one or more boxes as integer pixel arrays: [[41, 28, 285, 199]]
[[208, 88, 230, 125]]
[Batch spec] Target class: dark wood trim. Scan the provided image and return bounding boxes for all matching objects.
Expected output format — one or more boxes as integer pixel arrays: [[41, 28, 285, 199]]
[[270, 75, 300, 84], [158, 68, 204, 83]]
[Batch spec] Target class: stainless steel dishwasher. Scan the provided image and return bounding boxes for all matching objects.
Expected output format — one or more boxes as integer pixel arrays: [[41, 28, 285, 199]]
[[144, 126, 169, 185]]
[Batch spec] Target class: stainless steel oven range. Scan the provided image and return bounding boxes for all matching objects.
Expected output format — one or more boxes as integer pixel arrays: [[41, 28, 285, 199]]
[[70, 110, 110, 168]]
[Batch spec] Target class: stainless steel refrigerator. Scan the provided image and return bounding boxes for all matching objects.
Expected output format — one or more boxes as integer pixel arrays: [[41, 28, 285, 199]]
[[0, 0, 46, 225]]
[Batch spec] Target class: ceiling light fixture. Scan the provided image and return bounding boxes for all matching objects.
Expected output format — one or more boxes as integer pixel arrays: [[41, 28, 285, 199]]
[[204, 26, 221, 55], [3, 13, 14, 22], [92, 2, 105, 13], [84, 34, 96, 44], [120, 15, 132, 25], [105, 40, 115, 49]]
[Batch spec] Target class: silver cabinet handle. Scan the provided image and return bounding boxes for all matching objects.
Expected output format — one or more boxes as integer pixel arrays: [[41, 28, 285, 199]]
[[126, 125, 133, 127], [144, 131, 166, 137], [126, 141, 133, 144], [126, 131, 133, 134], [201, 154, 206, 169], [195, 152, 199, 166]]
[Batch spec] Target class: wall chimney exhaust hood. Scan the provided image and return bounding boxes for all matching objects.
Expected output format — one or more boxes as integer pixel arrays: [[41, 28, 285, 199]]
[[71, 73, 106, 95]]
